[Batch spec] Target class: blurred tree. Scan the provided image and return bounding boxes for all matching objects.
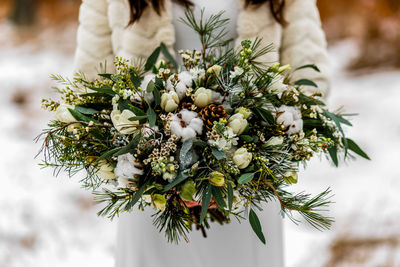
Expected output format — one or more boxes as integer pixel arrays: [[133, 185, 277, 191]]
[[10, 0, 37, 26]]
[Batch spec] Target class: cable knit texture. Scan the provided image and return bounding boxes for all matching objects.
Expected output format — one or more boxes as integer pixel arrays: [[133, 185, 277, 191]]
[[73, 0, 330, 96]]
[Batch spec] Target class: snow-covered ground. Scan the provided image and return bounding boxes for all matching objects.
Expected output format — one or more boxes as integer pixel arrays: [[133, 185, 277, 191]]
[[0, 22, 399, 267]]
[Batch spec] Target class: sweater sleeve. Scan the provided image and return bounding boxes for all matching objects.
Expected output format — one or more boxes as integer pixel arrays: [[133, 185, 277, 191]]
[[73, 0, 115, 79], [280, 0, 331, 97]]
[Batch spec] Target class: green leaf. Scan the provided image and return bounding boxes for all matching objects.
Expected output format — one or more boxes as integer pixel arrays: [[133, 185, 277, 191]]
[[240, 135, 254, 142], [153, 78, 163, 106], [347, 138, 370, 160], [295, 79, 318, 88], [180, 139, 193, 168], [145, 46, 161, 71], [252, 107, 274, 125], [87, 86, 115, 95], [75, 106, 98, 115], [126, 182, 149, 210], [211, 147, 226, 160], [249, 209, 266, 244], [128, 115, 148, 121], [146, 80, 155, 93], [238, 173, 255, 184], [96, 147, 123, 162], [118, 99, 146, 117], [295, 64, 321, 73], [227, 182, 233, 211], [328, 146, 339, 167], [98, 73, 113, 79], [193, 140, 207, 147], [113, 133, 141, 157], [68, 108, 98, 124], [160, 43, 178, 70], [211, 186, 226, 208], [129, 70, 142, 89], [163, 172, 189, 192], [200, 185, 212, 223], [323, 110, 349, 155], [146, 107, 157, 127]]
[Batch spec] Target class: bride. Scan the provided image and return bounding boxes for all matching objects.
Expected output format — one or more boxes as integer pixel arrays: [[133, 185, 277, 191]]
[[73, 0, 330, 266]]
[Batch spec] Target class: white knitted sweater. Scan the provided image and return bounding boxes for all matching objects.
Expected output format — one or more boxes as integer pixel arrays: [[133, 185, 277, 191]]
[[73, 0, 330, 96]]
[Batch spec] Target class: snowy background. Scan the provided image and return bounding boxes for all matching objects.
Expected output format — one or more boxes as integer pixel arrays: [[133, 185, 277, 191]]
[[1, 5, 400, 267]]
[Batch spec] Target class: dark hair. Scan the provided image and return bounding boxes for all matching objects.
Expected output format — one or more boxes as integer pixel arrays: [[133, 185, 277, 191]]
[[128, 0, 285, 24]]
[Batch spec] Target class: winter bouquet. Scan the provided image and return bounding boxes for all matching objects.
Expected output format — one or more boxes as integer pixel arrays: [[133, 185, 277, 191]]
[[37, 10, 369, 243]]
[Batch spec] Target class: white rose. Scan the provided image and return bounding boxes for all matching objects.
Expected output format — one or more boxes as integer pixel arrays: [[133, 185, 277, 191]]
[[161, 91, 179, 112], [96, 160, 116, 180], [269, 74, 289, 98], [235, 107, 252, 119], [276, 105, 303, 135], [228, 113, 248, 135], [233, 147, 252, 169], [193, 87, 212, 108], [55, 104, 76, 123], [265, 136, 284, 146], [111, 109, 139, 135]]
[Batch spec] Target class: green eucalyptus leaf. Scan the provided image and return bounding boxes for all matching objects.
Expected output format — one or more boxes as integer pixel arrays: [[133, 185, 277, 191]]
[[180, 139, 193, 168], [147, 107, 157, 127], [75, 106, 98, 115], [328, 146, 339, 167], [295, 64, 321, 73], [200, 185, 212, 223], [68, 108, 98, 124], [227, 182, 233, 211], [211, 186, 226, 208], [164, 171, 189, 192], [249, 209, 266, 244], [145, 46, 161, 71], [346, 138, 370, 160], [146, 80, 155, 93], [238, 173, 255, 184], [295, 79, 318, 88], [211, 147, 226, 160], [252, 107, 274, 125], [160, 43, 178, 70]]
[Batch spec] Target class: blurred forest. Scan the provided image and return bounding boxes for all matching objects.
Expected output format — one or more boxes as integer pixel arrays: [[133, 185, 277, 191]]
[[0, 0, 399, 70]]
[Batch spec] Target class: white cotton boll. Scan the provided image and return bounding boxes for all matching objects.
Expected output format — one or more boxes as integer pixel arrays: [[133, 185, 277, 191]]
[[188, 118, 204, 135], [287, 120, 304, 135], [180, 127, 197, 142], [179, 71, 194, 86], [114, 153, 143, 183], [175, 82, 188, 99], [212, 91, 224, 104], [170, 120, 183, 137], [180, 109, 197, 124], [169, 110, 203, 141], [277, 105, 303, 135]]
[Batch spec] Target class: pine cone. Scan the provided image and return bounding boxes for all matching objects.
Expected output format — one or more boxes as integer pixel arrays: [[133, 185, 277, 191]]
[[178, 96, 197, 111], [199, 104, 228, 131]]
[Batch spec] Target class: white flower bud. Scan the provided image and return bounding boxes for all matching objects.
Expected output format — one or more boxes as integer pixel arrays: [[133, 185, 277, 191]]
[[235, 107, 252, 119], [265, 136, 284, 146], [227, 113, 248, 135], [111, 109, 139, 134], [161, 91, 179, 112], [96, 160, 116, 180], [55, 104, 76, 123], [233, 148, 252, 169], [207, 65, 222, 76], [193, 87, 212, 108]]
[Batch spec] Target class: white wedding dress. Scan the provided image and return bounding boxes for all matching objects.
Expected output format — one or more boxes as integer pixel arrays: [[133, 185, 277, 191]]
[[115, 1, 284, 266]]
